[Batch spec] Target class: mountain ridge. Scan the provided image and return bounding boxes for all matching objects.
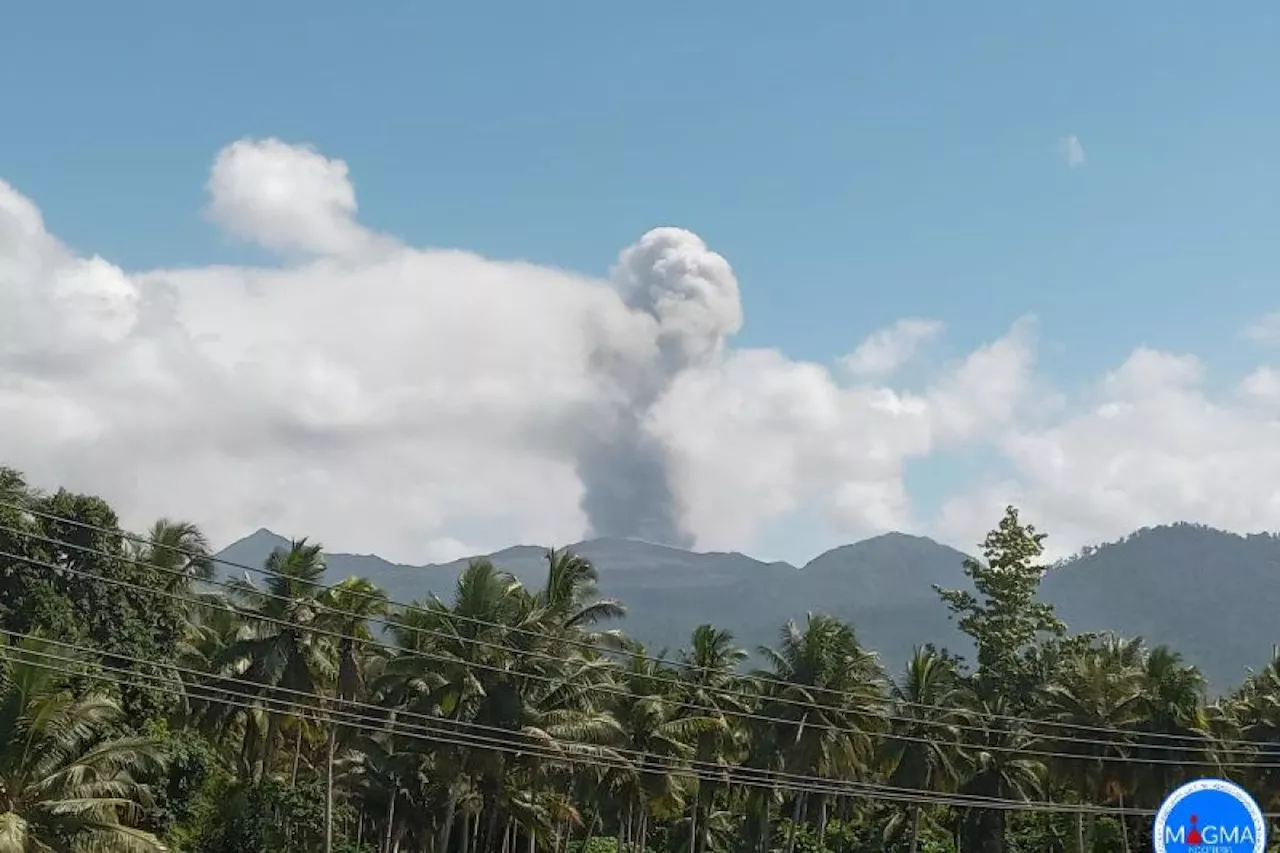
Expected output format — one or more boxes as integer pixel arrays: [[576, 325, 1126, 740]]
[[215, 522, 1280, 692], [219, 528, 958, 573]]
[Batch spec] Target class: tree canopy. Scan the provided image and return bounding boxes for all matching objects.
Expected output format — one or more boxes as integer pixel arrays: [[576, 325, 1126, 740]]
[[0, 467, 1271, 853]]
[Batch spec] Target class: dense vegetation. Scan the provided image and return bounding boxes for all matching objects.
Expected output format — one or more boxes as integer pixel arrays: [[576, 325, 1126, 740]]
[[0, 466, 1278, 853]]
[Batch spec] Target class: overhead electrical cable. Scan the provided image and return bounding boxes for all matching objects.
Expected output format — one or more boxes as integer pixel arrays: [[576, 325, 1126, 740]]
[[0, 540, 1262, 769], [0, 503, 1258, 753], [0, 631, 1168, 817]]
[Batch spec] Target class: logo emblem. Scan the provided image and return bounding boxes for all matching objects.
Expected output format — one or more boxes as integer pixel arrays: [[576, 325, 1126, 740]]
[[1154, 778, 1265, 853]]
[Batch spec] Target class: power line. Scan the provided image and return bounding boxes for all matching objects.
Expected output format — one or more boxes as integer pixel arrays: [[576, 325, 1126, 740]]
[[0, 520, 1248, 759], [0, 508, 1236, 751], [0, 631, 1164, 817], [5, 519, 1189, 756], [0, 505, 1259, 753], [0, 542, 1263, 770], [7, 499, 1224, 745]]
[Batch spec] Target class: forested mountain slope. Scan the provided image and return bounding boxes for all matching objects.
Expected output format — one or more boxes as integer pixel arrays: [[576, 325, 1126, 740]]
[[218, 522, 1280, 690]]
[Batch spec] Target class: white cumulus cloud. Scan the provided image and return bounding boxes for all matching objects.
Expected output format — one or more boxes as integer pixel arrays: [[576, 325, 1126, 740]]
[[4, 137, 1280, 566], [1241, 366, 1280, 404], [1057, 134, 1087, 169], [841, 318, 943, 377], [935, 348, 1280, 560], [1243, 312, 1280, 346], [206, 138, 390, 258]]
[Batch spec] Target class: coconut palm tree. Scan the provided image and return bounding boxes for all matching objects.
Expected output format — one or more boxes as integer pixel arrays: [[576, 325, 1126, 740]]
[[1129, 645, 1211, 809], [1038, 635, 1144, 853], [1224, 650, 1280, 810], [537, 549, 626, 641], [756, 614, 887, 853], [957, 695, 1044, 853], [610, 648, 719, 853], [130, 519, 214, 591], [318, 576, 389, 853], [882, 647, 973, 853], [222, 539, 334, 783], [175, 591, 254, 742], [0, 635, 167, 852], [677, 624, 748, 853]]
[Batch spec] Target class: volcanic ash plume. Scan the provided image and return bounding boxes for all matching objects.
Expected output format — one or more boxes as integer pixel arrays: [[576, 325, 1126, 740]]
[[577, 227, 743, 546]]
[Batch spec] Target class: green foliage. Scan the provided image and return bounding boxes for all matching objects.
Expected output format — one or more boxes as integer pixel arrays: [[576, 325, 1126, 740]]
[[1, 465, 1272, 853], [568, 839, 628, 853], [0, 634, 168, 851], [140, 723, 224, 843], [193, 778, 333, 853], [0, 479, 191, 722], [778, 814, 956, 853], [934, 505, 1066, 705]]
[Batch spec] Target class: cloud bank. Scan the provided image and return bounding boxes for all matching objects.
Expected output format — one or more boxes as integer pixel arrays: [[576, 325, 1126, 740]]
[[1057, 134, 1087, 169], [2, 137, 1279, 563]]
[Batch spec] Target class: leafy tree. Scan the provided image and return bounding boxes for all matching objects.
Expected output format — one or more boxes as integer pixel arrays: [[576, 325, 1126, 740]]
[[0, 635, 167, 851], [934, 505, 1066, 706], [1, 467, 1272, 853], [194, 777, 331, 853], [934, 506, 1066, 853]]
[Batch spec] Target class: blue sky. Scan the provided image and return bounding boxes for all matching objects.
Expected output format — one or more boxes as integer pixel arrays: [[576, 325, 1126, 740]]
[[6, 2, 1278, 371], [4, 2, 1280, 561]]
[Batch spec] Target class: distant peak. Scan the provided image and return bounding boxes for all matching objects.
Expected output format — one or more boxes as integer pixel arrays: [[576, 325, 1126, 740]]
[[219, 527, 290, 552], [860, 531, 934, 544], [819, 531, 945, 554]]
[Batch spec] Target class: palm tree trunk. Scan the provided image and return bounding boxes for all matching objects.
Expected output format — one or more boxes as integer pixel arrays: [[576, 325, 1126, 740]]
[[484, 804, 500, 853], [291, 720, 303, 786], [439, 787, 459, 853], [694, 777, 714, 853], [264, 711, 283, 780], [755, 787, 770, 853], [816, 795, 828, 848], [382, 784, 396, 853], [324, 719, 336, 853], [630, 796, 642, 853], [632, 799, 645, 850], [239, 711, 257, 781], [908, 805, 921, 853], [785, 792, 805, 853], [1118, 790, 1131, 853], [617, 800, 630, 853], [580, 810, 598, 853], [687, 800, 697, 853], [459, 807, 471, 853]]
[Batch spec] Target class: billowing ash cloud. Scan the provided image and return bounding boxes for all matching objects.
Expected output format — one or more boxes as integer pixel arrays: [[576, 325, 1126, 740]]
[[577, 228, 743, 545]]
